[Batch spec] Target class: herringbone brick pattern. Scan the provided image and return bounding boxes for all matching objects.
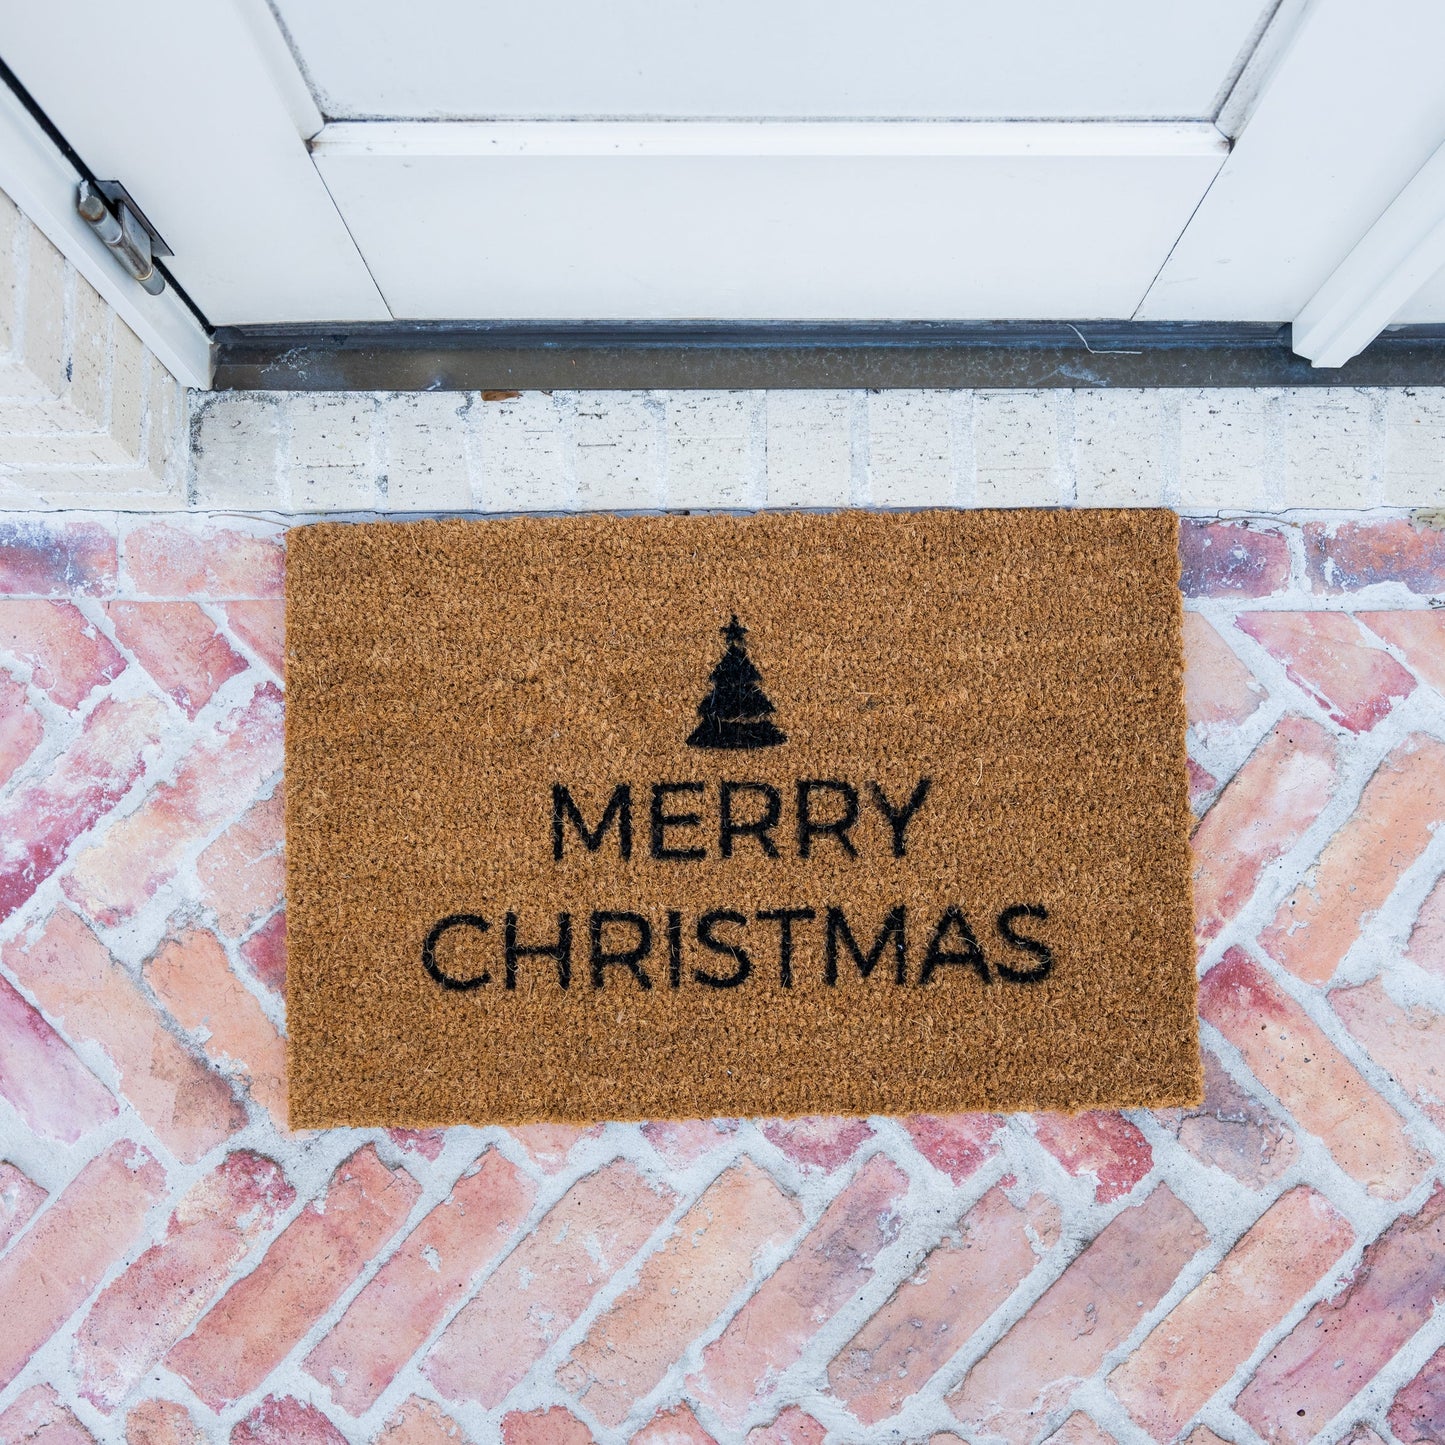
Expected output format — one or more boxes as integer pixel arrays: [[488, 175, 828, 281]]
[[1, 512, 1444, 1445]]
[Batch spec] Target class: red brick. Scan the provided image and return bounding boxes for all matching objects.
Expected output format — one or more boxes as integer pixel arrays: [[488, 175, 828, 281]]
[[1179, 520, 1291, 598], [240, 908, 287, 994], [0, 1160, 46, 1251], [1179, 1430, 1234, 1445], [144, 927, 287, 1122], [0, 670, 42, 783], [224, 600, 284, 678], [0, 974, 118, 1142], [1406, 874, 1445, 979], [1153, 1050, 1298, 1187], [196, 789, 285, 938], [0, 1139, 166, 1390], [631, 1406, 718, 1444], [1261, 734, 1445, 984], [1192, 715, 1338, 941], [73, 1150, 295, 1410], [562, 1158, 801, 1427], [124, 1397, 207, 1445], [106, 602, 248, 720], [0, 518, 117, 597], [304, 1148, 537, 1415], [1304, 518, 1445, 595], [1183, 612, 1265, 731], [640, 1118, 739, 1166], [374, 1396, 471, 1445], [5, 909, 244, 1162], [900, 1114, 1002, 1183], [1041, 1415, 1116, 1445], [948, 1186, 1207, 1442], [744, 1408, 826, 1445], [0, 600, 126, 708], [64, 682, 283, 926], [168, 1144, 420, 1409], [828, 1185, 1046, 1425], [1235, 1182, 1445, 1442], [500, 1408, 594, 1445], [230, 1395, 346, 1445], [124, 522, 285, 600], [1109, 1186, 1353, 1438], [1237, 612, 1416, 733], [691, 1154, 908, 1427], [1200, 949, 1428, 1198], [507, 1122, 603, 1171], [388, 1127, 446, 1162], [760, 1116, 874, 1171], [1359, 610, 1445, 695], [1332, 977, 1445, 1128], [0, 1383, 95, 1443], [1187, 755, 1218, 815], [1390, 1344, 1445, 1444], [1031, 1112, 1152, 1203], [0, 693, 164, 919], [423, 1160, 677, 1408]]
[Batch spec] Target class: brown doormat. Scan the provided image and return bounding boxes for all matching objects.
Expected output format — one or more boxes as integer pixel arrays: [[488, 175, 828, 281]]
[[286, 509, 1200, 1126]]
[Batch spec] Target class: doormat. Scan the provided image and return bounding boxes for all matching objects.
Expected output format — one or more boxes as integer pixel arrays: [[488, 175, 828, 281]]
[[286, 509, 1200, 1126]]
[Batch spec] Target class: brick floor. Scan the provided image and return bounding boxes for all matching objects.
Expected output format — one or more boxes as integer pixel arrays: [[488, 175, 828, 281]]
[[0, 514, 1442, 1443]]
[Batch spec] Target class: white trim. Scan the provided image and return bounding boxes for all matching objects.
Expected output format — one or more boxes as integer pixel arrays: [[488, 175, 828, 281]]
[[1292, 137, 1445, 367], [1212, 0, 1318, 139], [311, 119, 1229, 162], [227, 0, 324, 141], [0, 81, 213, 389]]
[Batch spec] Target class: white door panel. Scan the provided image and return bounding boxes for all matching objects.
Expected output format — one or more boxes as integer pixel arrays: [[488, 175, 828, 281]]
[[0, 0, 388, 325], [1138, 0, 1445, 321], [1396, 268, 1445, 323], [313, 122, 1225, 320], [276, 0, 1273, 121]]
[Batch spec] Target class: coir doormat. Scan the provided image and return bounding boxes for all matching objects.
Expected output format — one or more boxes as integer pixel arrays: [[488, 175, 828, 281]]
[[286, 509, 1200, 1126]]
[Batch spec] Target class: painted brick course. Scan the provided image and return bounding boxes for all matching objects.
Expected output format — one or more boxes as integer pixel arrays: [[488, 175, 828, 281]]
[[182, 387, 1445, 515], [0, 512, 1444, 1445]]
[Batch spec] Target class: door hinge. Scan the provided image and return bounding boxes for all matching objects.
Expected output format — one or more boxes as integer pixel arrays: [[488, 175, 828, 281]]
[[75, 179, 171, 296]]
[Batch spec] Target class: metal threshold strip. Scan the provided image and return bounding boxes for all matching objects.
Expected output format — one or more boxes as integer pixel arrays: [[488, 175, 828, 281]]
[[211, 321, 1445, 391]]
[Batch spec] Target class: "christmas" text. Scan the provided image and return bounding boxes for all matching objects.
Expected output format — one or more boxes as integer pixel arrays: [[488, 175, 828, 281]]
[[422, 903, 1053, 991]]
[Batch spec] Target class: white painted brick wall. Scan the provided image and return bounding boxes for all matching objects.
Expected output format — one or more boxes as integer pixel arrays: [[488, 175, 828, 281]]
[[381, 393, 475, 511], [1177, 391, 1274, 511], [1282, 390, 1375, 509], [286, 393, 380, 512], [0, 186, 188, 508], [664, 391, 761, 509], [865, 390, 955, 506], [973, 391, 1063, 507], [764, 391, 852, 508], [1384, 389, 1445, 508], [486, 392, 573, 512], [182, 385, 1445, 519], [1072, 390, 1166, 506], [573, 393, 659, 511]]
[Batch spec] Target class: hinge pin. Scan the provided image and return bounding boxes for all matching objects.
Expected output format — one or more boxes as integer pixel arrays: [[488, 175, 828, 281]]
[[76, 180, 166, 296]]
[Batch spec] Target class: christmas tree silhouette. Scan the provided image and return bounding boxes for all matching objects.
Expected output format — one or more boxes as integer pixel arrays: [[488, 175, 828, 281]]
[[686, 615, 787, 750]]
